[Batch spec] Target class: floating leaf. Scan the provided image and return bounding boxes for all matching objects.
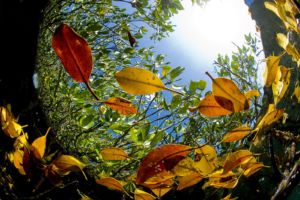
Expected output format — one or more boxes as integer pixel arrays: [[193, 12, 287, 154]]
[[30, 128, 50, 160], [203, 170, 238, 189], [1, 106, 23, 138], [151, 186, 172, 198], [52, 23, 93, 83], [102, 97, 137, 116], [194, 145, 217, 175], [277, 33, 300, 64], [53, 155, 87, 179], [96, 177, 124, 192], [221, 194, 238, 200], [134, 189, 156, 200], [272, 66, 291, 105], [100, 147, 128, 161], [256, 104, 284, 129], [13, 149, 26, 175], [253, 104, 284, 144], [263, 56, 280, 87], [243, 162, 265, 177], [222, 125, 252, 142], [127, 31, 136, 47], [244, 90, 260, 99], [223, 150, 253, 174], [172, 157, 197, 176], [211, 77, 249, 112], [189, 94, 232, 117], [115, 67, 166, 95], [293, 86, 300, 103], [177, 173, 203, 191], [136, 144, 192, 184]]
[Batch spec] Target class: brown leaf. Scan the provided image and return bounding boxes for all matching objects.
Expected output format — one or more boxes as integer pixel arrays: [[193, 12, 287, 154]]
[[52, 23, 93, 83], [136, 144, 192, 184], [222, 125, 252, 142], [100, 147, 128, 161], [102, 97, 137, 116], [209, 75, 249, 112], [189, 94, 232, 117], [127, 31, 136, 47], [96, 177, 124, 192], [223, 150, 253, 174]]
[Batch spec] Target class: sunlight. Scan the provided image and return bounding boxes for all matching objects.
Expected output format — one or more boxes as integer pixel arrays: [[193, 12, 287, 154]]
[[169, 0, 257, 69]]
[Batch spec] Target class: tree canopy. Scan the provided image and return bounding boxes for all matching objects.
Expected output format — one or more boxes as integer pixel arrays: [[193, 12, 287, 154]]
[[1, 0, 300, 200]]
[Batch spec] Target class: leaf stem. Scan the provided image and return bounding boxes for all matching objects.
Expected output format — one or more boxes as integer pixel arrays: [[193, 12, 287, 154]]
[[85, 81, 100, 101], [164, 87, 185, 96]]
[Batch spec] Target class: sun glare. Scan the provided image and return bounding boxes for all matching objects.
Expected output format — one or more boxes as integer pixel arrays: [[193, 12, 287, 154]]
[[169, 0, 257, 69]]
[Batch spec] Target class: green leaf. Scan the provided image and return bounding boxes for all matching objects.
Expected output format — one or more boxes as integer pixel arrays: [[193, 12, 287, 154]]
[[150, 131, 164, 147], [170, 66, 184, 80]]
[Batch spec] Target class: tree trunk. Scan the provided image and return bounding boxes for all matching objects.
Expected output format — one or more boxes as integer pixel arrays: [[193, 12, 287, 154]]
[[246, 0, 300, 199]]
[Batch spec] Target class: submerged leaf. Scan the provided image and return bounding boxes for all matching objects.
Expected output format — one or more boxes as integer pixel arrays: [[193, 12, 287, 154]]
[[52, 23, 93, 83], [115, 67, 166, 95]]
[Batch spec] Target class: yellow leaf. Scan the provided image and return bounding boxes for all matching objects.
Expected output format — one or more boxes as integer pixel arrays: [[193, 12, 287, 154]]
[[277, 33, 300, 63], [100, 147, 128, 161], [53, 155, 87, 179], [189, 94, 232, 117], [13, 149, 26, 175], [263, 56, 280, 87], [222, 125, 252, 142], [143, 171, 174, 186], [14, 133, 29, 150], [293, 86, 300, 103], [203, 169, 238, 189], [102, 97, 137, 116], [134, 189, 156, 200], [221, 194, 238, 200], [256, 104, 284, 129], [177, 173, 203, 191], [30, 128, 50, 160], [151, 187, 171, 198], [115, 67, 166, 95], [0, 106, 23, 138], [96, 177, 124, 192], [253, 104, 284, 144], [194, 145, 217, 175], [244, 90, 260, 99], [172, 157, 197, 176], [210, 77, 249, 112], [272, 66, 291, 105], [223, 150, 253, 174], [243, 162, 265, 177]]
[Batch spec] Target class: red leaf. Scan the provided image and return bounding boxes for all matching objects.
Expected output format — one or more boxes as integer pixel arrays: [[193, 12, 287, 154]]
[[52, 23, 93, 83], [136, 144, 192, 184], [127, 31, 136, 47]]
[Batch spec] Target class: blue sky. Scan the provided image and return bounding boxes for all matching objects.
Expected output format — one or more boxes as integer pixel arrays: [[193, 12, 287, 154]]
[[152, 0, 257, 85]]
